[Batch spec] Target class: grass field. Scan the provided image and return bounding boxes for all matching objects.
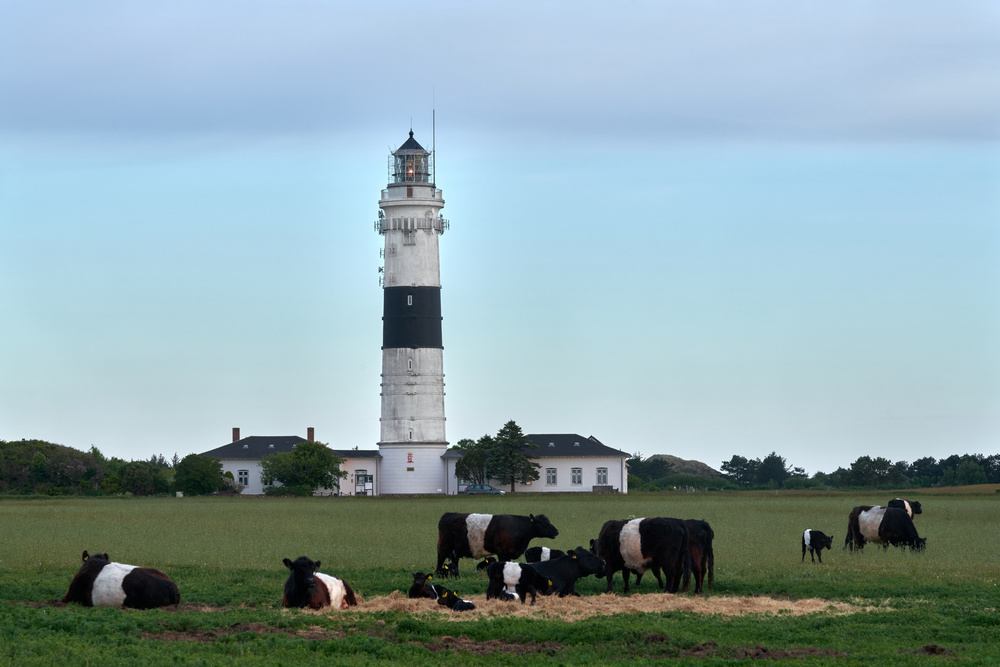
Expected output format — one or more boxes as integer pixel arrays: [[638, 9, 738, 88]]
[[2, 491, 999, 665]]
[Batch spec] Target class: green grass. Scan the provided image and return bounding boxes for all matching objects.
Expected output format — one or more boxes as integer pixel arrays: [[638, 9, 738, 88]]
[[2, 491, 999, 665]]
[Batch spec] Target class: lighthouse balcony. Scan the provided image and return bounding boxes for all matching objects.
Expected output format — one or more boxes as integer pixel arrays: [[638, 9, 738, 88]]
[[376, 216, 449, 235], [381, 187, 443, 201]]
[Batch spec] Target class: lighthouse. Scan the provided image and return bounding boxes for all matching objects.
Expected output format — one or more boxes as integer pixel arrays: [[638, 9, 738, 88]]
[[376, 130, 450, 494]]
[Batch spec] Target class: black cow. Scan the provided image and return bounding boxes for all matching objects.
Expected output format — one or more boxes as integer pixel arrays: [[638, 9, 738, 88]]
[[407, 572, 443, 600], [437, 587, 476, 611], [282, 556, 358, 610], [475, 556, 497, 571], [436, 512, 559, 577], [888, 498, 923, 518], [846, 506, 926, 552], [63, 551, 180, 609], [486, 560, 548, 605], [591, 517, 691, 594], [684, 519, 715, 593], [801, 529, 833, 563], [524, 547, 566, 563], [528, 546, 606, 597]]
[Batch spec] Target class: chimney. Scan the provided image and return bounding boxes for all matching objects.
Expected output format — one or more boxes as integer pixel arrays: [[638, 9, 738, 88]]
[[232, 427, 240, 442], [307, 427, 315, 442]]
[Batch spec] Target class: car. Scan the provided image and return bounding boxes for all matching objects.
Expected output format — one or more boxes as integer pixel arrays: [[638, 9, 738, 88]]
[[464, 484, 505, 495]]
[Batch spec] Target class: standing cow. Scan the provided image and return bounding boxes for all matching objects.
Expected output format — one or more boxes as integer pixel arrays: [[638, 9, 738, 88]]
[[529, 546, 607, 597], [845, 507, 926, 552], [684, 519, 715, 593], [888, 498, 922, 518], [524, 547, 566, 563], [63, 551, 180, 609], [282, 556, 358, 610], [435, 512, 559, 577], [591, 517, 691, 594], [801, 529, 833, 563]]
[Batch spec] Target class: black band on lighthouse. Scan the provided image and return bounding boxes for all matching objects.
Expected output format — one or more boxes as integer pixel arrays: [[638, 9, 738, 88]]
[[382, 286, 443, 349]]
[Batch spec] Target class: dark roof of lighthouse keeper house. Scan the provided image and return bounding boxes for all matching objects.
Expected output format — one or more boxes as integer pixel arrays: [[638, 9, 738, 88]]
[[525, 434, 629, 458], [199, 435, 381, 461]]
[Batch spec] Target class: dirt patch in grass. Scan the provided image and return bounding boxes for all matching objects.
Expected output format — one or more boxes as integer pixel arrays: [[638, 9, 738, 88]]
[[341, 589, 866, 621]]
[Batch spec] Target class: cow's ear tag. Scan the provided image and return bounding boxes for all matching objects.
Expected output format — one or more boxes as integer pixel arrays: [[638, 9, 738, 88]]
[[548, 579, 553, 586], [427, 575, 432, 580]]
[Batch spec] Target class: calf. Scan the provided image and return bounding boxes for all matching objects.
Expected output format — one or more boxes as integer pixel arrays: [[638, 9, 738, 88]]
[[63, 551, 180, 609], [407, 572, 443, 600], [436, 512, 559, 577], [436, 587, 476, 611], [524, 547, 566, 563], [282, 556, 358, 610], [528, 546, 606, 597], [801, 529, 833, 563], [475, 556, 497, 571], [486, 560, 548, 605], [684, 519, 715, 593], [592, 517, 691, 594]]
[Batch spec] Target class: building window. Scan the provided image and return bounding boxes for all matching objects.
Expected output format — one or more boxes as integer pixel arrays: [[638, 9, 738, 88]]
[[408, 358, 413, 371], [571, 468, 582, 485], [237, 470, 249, 486], [596, 467, 608, 485], [407, 294, 413, 306], [546, 468, 557, 485]]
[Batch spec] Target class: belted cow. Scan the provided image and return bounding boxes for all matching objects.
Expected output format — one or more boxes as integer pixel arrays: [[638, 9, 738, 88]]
[[486, 560, 547, 605], [801, 529, 833, 563], [528, 546, 606, 597], [591, 517, 691, 594], [684, 519, 715, 593], [282, 556, 358, 610], [524, 547, 566, 563], [845, 506, 926, 552], [62, 550, 180, 609], [887, 498, 922, 518], [435, 512, 559, 577]]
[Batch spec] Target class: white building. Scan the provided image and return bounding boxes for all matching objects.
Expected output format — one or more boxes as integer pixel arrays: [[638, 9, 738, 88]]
[[198, 430, 628, 495]]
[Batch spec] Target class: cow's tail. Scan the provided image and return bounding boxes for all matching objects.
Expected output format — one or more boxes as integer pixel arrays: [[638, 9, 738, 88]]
[[342, 580, 358, 607], [679, 523, 692, 594], [706, 541, 715, 590]]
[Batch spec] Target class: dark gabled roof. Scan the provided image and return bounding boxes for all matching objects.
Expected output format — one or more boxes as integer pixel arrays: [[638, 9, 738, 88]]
[[396, 130, 427, 153], [525, 434, 629, 459], [200, 436, 305, 459], [199, 436, 380, 461]]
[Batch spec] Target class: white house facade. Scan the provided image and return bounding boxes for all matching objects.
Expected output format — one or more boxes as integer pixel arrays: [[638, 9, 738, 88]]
[[199, 430, 628, 496]]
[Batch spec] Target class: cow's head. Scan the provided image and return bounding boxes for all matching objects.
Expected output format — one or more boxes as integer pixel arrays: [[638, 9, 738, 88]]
[[815, 533, 833, 551], [81, 550, 110, 564], [529, 514, 559, 539], [913, 537, 927, 551], [283, 556, 320, 589], [437, 588, 459, 608], [570, 546, 606, 578]]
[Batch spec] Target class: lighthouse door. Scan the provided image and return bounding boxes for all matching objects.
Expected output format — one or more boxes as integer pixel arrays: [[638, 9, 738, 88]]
[[355, 470, 374, 496]]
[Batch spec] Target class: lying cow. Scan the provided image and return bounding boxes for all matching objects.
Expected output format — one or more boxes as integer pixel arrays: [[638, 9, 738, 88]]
[[436, 587, 476, 611], [845, 507, 926, 552], [407, 571, 443, 600], [63, 550, 180, 609], [528, 546, 606, 597], [684, 519, 715, 593], [485, 560, 548, 605], [435, 512, 559, 577], [888, 498, 922, 518], [591, 517, 691, 594], [524, 547, 566, 563], [801, 529, 833, 563], [282, 556, 358, 610]]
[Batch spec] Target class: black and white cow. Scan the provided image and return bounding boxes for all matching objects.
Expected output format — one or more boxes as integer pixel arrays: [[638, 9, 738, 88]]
[[62, 551, 180, 609], [524, 547, 566, 563], [436, 587, 476, 611], [407, 572, 443, 600], [435, 512, 559, 577], [845, 506, 926, 552], [528, 547, 606, 597], [485, 560, 548, 605], [591, 517, 691, 594], [684, 519, 715, 594], [282, 556, 358, 610], [801, 529, 833, 563], [888, 498, 923, 518], [475, 556, 497, 572]]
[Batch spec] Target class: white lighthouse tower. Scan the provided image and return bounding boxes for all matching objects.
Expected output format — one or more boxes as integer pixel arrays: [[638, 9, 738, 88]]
[[376, 130, 450, 494]]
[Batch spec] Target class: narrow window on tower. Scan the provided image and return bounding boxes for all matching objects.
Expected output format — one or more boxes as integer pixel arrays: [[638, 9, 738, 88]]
[[407, 358, 413, 371], [408, 429, 413, 440], [407, 186, 413, 198], [407, 294, 413, 306]]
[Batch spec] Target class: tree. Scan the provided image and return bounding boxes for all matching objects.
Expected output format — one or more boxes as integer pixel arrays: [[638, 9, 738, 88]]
[[755, 452, 791, 488], [720, 455, 758, 487], [484, 420, 540, 493], [174, 454, 222, 495], [260, 441, 346, 496], [454, 436, 491, 485], [956, 459, 987, 486], [625, 454, 675, 484]]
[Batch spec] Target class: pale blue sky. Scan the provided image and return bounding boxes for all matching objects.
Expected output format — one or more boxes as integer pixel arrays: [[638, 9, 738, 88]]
[[2, 1, 998, 475]]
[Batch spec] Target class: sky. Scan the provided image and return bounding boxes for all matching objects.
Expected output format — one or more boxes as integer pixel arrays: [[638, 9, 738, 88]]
[[1, 0, 998, 476]]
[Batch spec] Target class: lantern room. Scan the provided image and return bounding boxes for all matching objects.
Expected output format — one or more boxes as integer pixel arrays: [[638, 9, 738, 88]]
[[389, 130, 433, 185]]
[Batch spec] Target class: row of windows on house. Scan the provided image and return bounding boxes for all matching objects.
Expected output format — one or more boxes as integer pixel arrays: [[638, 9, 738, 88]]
[[236, 470, 371, 487], [546, 467, 608, 486]]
